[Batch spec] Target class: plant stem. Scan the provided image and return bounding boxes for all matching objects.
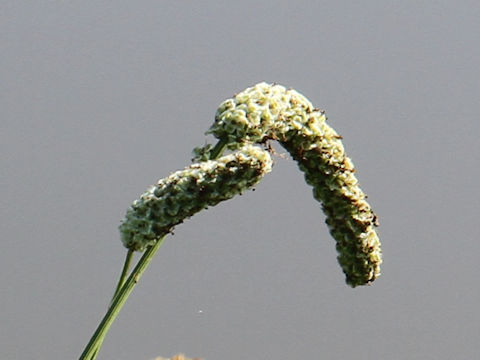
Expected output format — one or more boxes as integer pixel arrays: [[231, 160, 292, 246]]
[[209, 138, 228, 159], [79, 236, 166, 360], [87, 249, 135, 358], [111, 249, 134, 304]]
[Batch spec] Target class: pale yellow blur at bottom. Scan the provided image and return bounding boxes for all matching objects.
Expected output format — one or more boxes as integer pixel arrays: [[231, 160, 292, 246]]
[[153, 354, 202, 360]]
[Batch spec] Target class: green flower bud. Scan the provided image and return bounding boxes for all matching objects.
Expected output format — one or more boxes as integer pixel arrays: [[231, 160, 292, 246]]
[[119, 145, 272, 252], [204, 82, 382, 286]]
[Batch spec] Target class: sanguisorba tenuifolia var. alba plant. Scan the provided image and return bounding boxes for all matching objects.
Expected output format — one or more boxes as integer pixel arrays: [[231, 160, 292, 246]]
[[79, 83, 382, 360]]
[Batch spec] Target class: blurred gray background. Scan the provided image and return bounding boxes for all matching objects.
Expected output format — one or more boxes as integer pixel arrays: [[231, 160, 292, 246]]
[[2, 1, 479, 359]]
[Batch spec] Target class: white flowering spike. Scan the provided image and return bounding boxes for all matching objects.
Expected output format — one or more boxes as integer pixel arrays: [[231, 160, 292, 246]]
[[119, 145, 272, 252], [203, 82, 381, 287]]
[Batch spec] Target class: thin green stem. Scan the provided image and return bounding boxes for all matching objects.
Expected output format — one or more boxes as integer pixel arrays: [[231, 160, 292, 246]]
[[87, 249, 135, 359], [209, 138, 228, 159], [79, 236, 166, 360], [111, 249, 135, 304]]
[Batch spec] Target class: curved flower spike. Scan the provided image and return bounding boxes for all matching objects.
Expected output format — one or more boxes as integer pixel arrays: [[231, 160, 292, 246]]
[[120, 145, 272, 252], [203, 82, 382, 287]]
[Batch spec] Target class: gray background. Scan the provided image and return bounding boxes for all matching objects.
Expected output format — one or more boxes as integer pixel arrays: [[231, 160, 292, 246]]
[[2, 1, 479, 359]]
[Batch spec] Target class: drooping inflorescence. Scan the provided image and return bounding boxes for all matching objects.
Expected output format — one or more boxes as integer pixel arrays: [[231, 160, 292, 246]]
[[119, 145, 272, 252], [199, 82, 382, 287], [120, 82, 381, 287]]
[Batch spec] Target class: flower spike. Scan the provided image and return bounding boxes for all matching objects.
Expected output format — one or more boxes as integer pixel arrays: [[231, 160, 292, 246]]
[[120, 145, 272, 252], [203, 82, 382, 286]]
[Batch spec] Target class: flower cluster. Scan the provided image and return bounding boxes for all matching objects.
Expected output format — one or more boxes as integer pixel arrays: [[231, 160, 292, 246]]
[[285, 134, 381, 287], [120, 145, 272, 252], [119, 82, 381, 286], [202, 82, 381, 286], [207, 82, 317, 146]]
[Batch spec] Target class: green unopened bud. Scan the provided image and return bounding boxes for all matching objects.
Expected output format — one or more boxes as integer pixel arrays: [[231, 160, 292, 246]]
[[204, 82, 382, 286], [119, 145, 272, 252]]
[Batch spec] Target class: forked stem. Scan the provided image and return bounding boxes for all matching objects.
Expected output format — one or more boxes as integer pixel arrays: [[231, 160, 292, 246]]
[[79, 237, 166, 360], [87, 249, 135, 358], [111, 249, 135, 304]]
